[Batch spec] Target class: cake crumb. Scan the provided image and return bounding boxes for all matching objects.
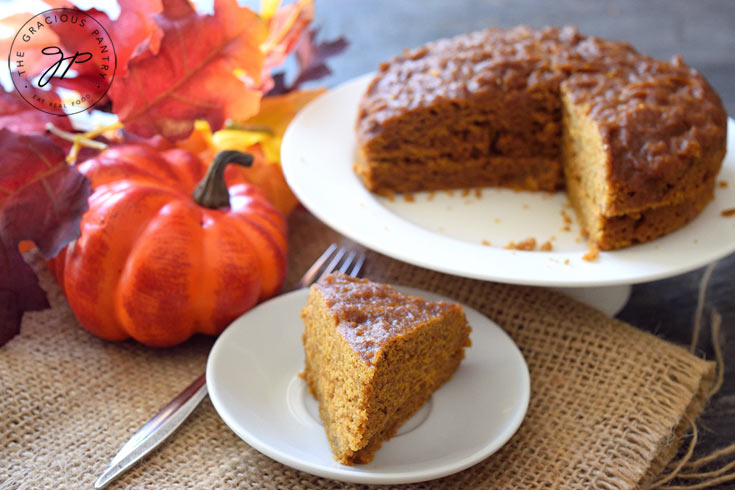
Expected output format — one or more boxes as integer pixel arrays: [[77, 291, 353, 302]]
[[481, 240, 491, 246], [404, 192, 415, 202], [719, 180, 729, 188], [475, 188, 483, 198], [564, 258, 570, 265], [445, 189, 454, 197], [539, 241, 553, 251], [550, 235, 557, 241], [461, 188, 470, 197], [721, 208, 735, 217], [494, 218, 501, 224], [505, 237, 537, 251], [427, 191, 435, 201], [560, 208, 573, 231], [523, 203, 529, 210], [378, 189, 395, 201], [582, 246, 600, 262]]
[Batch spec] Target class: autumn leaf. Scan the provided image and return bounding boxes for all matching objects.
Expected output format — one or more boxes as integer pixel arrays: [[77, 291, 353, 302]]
[[177, 88, 323, 214], [0, 12, 62, 79], [0, 86, 73, 135], [224, 88, 324, 162], [269, 28, 347, 95], [261, 0, 314, 72], [44, 0, 163, 78], [0, 86, 108, 166], [1, 3, 160, 112], [0, 129, 92, 345], [108, 0, 268, 141], [102, 0, 164, 76]]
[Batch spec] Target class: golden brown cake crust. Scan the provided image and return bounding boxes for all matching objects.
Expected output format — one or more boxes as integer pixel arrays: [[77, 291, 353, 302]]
[[314, 272, 460, 364]]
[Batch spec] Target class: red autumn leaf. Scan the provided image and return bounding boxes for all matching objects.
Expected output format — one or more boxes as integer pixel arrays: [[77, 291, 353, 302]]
[[44, 0, 163, 78], [2, 1, 162, 105], [102, 0, 164, 76], [50, 73, 108, 102], [108, 0, 268, 140], [0, 86, 73, 135], [269, 28, 348, 95], [0, 12, 62, 79], [0, 129, 92, 346]]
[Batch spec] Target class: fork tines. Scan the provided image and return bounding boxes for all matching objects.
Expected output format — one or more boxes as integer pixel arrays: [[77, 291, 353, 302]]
[[297, 243, 366, 289]]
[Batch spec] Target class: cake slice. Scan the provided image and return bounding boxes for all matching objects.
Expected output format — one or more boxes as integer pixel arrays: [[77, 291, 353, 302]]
[[300, 272, 471, 464]]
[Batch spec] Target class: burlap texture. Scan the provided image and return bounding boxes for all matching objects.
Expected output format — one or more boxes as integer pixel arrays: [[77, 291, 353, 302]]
[[1, 208, 715, 489]]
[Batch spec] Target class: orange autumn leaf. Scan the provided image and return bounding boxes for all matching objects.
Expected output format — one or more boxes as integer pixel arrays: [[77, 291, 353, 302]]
[[178, 121, 297, 216], [230, 145, 298, 217], [262, 0, 314, 70], [176, 119, 215, 156], [109, 0, 268, 141], [177, 88, 323, 215], [227, 88, 325, 162]]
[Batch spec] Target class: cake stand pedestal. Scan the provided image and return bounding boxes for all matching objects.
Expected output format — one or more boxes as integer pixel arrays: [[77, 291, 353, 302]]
[[553, 284, 633, 317]]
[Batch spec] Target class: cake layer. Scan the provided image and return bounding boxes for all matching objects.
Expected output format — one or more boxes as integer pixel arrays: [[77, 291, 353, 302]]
[[566, 174, 715, 250], [355, 152, 563, 193]]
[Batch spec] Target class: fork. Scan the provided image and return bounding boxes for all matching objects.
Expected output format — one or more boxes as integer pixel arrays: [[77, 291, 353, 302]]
[[94, 243, 366, 489]]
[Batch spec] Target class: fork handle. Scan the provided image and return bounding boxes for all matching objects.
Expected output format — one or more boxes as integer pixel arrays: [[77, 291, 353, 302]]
[[94, 374, 208, 489]]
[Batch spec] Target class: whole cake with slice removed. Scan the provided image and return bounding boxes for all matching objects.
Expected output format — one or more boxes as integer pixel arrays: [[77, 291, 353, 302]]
[[300, 272, 471, 464], [355, 26, 728, 251]]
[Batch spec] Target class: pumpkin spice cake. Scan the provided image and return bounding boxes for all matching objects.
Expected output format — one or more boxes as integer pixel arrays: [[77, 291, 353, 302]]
[[300, 272, 471, 464], [355, 26, 728, 251]]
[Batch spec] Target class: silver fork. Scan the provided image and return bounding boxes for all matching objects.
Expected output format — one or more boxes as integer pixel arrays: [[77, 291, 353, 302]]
[[95, 243, 366, 489]]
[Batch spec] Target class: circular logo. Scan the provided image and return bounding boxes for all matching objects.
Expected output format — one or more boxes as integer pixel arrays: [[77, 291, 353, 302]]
[[8, 8, 117, 115]]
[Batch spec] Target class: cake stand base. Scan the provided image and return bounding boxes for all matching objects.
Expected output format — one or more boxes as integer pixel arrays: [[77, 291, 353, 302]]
[[552, 284, 633, 317]]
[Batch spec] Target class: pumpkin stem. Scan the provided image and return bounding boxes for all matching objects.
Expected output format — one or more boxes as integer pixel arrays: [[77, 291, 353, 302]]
[[193, 150, 254, 209]]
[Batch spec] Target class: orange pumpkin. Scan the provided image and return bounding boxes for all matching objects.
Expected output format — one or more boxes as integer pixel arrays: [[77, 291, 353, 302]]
[[49, 146, 288, 347]]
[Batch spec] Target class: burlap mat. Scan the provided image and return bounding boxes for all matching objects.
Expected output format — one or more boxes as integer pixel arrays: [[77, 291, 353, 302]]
[[1, 208, 715, 489]]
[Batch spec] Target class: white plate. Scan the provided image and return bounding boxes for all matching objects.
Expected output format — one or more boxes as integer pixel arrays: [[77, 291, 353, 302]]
[[281, 74, 735, 287], [206, 286, 530, 485]]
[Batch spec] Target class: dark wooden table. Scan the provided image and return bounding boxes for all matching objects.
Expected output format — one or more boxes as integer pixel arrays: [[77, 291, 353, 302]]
[[313, 0, 735, 483]]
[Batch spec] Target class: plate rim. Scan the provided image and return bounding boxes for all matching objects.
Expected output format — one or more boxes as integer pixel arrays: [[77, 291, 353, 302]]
[[206, 286, 531, 484], [281, 73, 735, 287]]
